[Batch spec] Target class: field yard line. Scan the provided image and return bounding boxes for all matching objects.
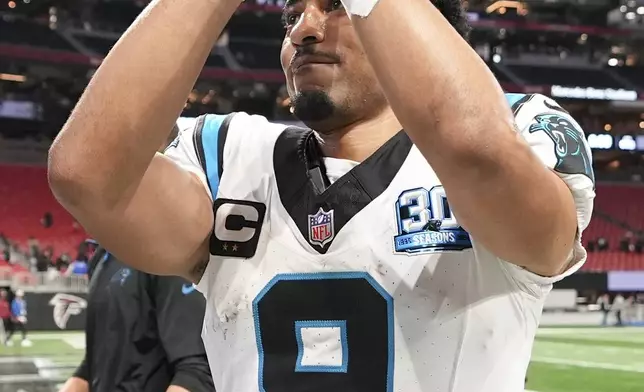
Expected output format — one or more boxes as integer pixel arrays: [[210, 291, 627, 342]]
[[26, 332, 84, 340], [537, 327, 644, 335], [0, 356, 34, 363], [532, 356, 644, 373], [34, 358, 57, 378], [29, 331, 85, 340], [0, 374, 45, 382], [62, 335, 85, 349]]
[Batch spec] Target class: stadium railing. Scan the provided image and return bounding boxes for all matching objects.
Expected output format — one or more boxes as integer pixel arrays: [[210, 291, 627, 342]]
[[11, 271, 88, 293]]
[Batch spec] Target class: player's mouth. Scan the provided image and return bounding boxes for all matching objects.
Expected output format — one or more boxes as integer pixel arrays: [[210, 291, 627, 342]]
[[290, 54, 339, 75]]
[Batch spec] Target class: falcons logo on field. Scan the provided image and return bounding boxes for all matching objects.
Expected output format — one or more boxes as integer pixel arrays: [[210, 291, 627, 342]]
[[49, 293, 87, 330]]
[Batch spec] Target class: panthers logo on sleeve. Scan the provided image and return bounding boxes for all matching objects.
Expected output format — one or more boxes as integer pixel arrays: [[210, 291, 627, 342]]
[[528, 113, 594, 183], [165, 135, 180, 151]]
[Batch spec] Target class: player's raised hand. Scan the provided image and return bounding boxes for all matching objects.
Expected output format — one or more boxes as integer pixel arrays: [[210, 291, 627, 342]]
[[48, 0, 242, 278]]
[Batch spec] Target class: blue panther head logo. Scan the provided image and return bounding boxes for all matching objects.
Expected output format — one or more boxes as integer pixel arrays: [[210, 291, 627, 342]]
[[110, 267, 131, 286], [528, 114, 594, 183]]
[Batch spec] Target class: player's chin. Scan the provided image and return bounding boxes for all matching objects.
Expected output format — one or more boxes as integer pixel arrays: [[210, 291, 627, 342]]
[[293, 84, 330, 96], [292, 66, 337, 86]]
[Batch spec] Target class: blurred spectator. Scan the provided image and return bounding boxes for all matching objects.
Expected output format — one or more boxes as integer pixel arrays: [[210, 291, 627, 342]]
[[27, 237, 40, 256], [625, 295, 636, 324], [637, 293, 644, 305], [597, 293, 610, 326], [8, 289, 30, 347], [66, 258, 88, 276], [597, 237, 609, 251], [41, 212, 53, 228], [55, 253, 71, 271], [612, 293, 625, 327], [635, 233, 644, 254], [76, 242, 89, 263], [0, 290, 10, 342], [586, 239, 596, 252], [35, 251, 49, 272], [46, 264, 60, 282], [34, 247, 54, 272], [619, 231, 633, 252]]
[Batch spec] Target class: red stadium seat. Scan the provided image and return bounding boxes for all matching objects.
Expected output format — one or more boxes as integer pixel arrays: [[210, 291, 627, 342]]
[[0, 165, 87, 258], [1, 165, 642, 271], [582, 184, 644, 271]]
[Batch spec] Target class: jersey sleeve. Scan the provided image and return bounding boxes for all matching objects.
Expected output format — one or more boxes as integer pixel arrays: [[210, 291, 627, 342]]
[[72, 354, 89, 381], [163, 114, 236, 200], [150, 275, 215, 390], [502, 93, 595, 286], [164, 112, 283, 202], [152, 276, 208, 361]]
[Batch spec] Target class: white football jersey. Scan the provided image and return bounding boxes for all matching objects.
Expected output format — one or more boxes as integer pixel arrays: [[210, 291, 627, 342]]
[[164, 93, 595, 392]]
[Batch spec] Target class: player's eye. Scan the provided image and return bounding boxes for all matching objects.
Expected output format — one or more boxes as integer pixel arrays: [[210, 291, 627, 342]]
[[329, 0, 343, 11], [281, 12, 301, 28]]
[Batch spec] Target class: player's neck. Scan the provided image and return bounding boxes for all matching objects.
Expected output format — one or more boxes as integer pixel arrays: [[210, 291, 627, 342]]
[[317, 108, 401, 162]]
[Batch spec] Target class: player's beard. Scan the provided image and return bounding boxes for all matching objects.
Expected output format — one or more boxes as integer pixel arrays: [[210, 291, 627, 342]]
[[290, 90, 335, 124]]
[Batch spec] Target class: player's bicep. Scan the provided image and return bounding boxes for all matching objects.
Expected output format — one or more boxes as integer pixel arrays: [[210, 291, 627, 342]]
[[75, 154, 213, 278], [505, 93, 595, 281]]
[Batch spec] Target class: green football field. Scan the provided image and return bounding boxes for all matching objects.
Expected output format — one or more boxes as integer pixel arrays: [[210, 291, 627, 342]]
[[0, 327, 643, 391], [527, 326, 644, 392]]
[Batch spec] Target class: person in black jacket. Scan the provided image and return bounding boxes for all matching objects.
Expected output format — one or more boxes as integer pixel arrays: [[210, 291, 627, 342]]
[[59, 245, 213, 392], [60, 123, 214, 392]]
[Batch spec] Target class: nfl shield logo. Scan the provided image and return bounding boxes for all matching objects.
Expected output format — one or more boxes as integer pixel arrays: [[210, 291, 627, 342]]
[[308, 207, 335, 247]]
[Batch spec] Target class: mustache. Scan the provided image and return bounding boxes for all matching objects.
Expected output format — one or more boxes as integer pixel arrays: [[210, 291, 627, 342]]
[[289, 46, 341, 69]]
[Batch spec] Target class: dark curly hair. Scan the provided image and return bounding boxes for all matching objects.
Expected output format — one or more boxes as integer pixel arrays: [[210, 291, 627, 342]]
[[433, 0, 471, 40]]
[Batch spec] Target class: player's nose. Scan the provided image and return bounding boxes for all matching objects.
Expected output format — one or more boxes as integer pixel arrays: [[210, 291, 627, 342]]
[[290, 6, 326, 47]]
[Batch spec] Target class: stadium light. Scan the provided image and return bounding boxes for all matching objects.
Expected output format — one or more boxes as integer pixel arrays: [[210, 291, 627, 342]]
[[0, 73, 26, 82], [485, 1, 527, 15]]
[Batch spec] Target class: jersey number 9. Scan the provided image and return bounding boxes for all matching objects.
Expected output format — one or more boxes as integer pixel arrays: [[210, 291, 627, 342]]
[[253, 272, 394, 391]]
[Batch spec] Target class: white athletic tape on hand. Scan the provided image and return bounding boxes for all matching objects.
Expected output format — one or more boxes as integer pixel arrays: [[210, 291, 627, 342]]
[[341, 0, 380, 18]]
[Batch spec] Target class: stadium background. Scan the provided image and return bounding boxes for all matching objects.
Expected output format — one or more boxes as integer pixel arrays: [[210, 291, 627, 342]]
[[0, 0, 643, 390]]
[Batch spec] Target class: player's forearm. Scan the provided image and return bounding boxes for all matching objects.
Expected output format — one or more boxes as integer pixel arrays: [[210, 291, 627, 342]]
[[167, 354, 215, 392], [348, 0, 514, 158], [48, 0, 240, 208], [167, 386, 190, 392], [59, 377, 89, 392], [349, 0, 576, 271]]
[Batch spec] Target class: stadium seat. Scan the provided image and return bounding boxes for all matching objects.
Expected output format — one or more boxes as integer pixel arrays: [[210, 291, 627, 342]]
[[0, 165, 86, 258], [0, 18, 76, 52], [582, 184, 644, 271]]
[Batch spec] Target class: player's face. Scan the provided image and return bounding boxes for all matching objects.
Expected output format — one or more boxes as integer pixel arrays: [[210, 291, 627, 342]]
[[280, 0, 386, 130]]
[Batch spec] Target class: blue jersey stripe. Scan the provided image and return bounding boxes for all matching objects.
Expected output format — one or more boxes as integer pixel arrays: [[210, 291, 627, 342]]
[[200, 114, 227, 196], [504, 93, 526, 108]]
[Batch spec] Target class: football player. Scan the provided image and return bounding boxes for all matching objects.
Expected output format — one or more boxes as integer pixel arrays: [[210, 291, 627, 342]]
[[48, 0, 595, 390]]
